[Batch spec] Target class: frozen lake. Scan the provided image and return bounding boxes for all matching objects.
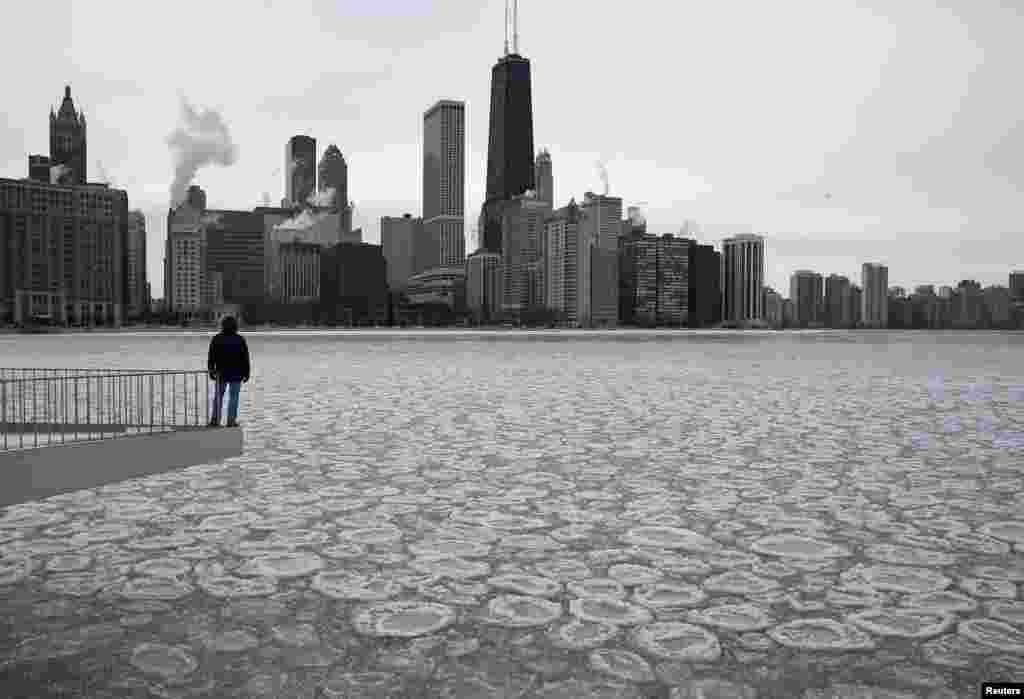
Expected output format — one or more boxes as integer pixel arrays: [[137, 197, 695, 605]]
[[1, 330, 1023, 698]]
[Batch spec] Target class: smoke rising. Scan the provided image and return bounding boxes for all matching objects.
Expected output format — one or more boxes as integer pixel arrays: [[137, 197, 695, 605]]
[[49, 164, 71, 185], [96, 160, 114, 186], [307, 187, 337, 208], [595, 160, 609, 195], [166, 96, 238, 207], [627, 205, 646, 226], [277, 210, 325, 231]]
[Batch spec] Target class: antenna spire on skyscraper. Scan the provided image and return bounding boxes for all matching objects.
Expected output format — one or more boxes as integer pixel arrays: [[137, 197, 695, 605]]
[[513, 0, 519, 54], [504, 0, 509, 55]]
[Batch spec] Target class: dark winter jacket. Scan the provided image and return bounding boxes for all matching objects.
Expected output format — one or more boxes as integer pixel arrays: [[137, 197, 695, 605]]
[[208, 329, 251, 383]]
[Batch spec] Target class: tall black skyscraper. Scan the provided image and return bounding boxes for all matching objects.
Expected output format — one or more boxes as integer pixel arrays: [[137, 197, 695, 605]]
[[479, 3, 535, 254], [286, 135, 316, 207]]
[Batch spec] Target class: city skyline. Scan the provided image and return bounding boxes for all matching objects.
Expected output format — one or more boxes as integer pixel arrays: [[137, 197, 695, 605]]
[[0, 0, 1021, 299]]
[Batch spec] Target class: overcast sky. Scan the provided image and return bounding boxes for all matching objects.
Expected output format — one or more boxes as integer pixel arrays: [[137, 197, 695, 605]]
[[1, 0, 1020, 297]]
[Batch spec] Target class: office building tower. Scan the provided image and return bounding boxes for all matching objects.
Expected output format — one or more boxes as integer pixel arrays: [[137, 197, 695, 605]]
[[500, 193, 550, 315], [125, 210, 148, 320], [1010, 271, 1024, 303], [479, 8, 536, 254], [688, 243, 721, 328], [422, 100, 465, 265], [319, 242, 388, 325], [790, 270, 824, 328], [467, 250, 502, 322], [277, 241, 320, 302], [861, 262, 888, 328], [318, 144, 347, 209], [824, 274, 852, 328], [286, 135, 317, 207], [721, 234, 765, 326], [203, 210, 267, 306], [49, 86, 87, 185], [534, 149, 552, 206], [1, 177, 128, 325], [381, 214, 421, 290], [165, 205, 206, 318]]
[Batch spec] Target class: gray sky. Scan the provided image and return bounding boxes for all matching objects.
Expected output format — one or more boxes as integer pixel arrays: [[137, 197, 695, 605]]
[[1, 0, 1020, 298]]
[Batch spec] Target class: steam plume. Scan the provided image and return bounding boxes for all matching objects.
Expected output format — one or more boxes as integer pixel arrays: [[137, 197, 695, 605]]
[[49, 164, 71, 185], [627, 205, 646, 226], [306, 187, 337, 208], [96, 160, 113, 186], [262, 192, 271, 206], [595, 160, 609, 195], [277, 209, 328, 232], [166, 96, 238, 207]]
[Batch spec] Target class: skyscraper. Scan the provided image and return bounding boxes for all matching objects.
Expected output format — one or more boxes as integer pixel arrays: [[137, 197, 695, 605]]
[[318, 144, 347, 210], [125, 211, 148, 321], [423, 100, 466, 265], [861, 262, 888, 328], [500, 193, 549, 315], [286, 136, 316, 207], [721, 234, 765, 326], [534, 149, 552, 206], [49, 86, 87, 185], [1010, 271, 1024, 303], [381, 214, 421, 290], [824, 274, 853, 328], [479, 5, 536, 253], [790, 270, 824, 328]]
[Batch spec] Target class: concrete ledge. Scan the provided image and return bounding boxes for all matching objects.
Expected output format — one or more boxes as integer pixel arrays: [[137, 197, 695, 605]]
[[0, 427, 243, 507]]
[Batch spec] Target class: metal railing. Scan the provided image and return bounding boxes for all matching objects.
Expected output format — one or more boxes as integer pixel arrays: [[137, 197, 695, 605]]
[[1, 368, 211, 451]]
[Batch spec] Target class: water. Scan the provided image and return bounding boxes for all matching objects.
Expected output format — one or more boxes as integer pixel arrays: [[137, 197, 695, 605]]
[[0, 330, 1022, 698]]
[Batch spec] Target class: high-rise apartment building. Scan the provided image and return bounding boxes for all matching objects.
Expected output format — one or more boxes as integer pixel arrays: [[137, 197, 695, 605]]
[[423, 100, 466, 266], [721, 234, 765, 326], [619, 232, 693, 327], [545, 202, 581, 325], [861, 262, 888, 328], [790, 270, 824, 328], [534, 149, 553, 206], [381, 214, 421, 290], [500, 193, 550, 315], [1010, 271, 1024, 303], [286, 136, 317, 207], [580, 192, 623, 252], [480, 42, 536, 253], [49, 86, 87, 185], [824, 274, 852, 328], [688, 243, 721, 328], [467, 250, 502, 322], [125, 210, 147, 320]]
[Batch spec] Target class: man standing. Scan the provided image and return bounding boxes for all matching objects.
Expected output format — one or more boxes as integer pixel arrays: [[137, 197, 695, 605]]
[[207, 315, 251, 427]]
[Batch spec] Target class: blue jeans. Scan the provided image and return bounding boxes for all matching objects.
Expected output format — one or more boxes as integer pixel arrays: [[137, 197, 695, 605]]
[[211, 380, 241, 423]]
